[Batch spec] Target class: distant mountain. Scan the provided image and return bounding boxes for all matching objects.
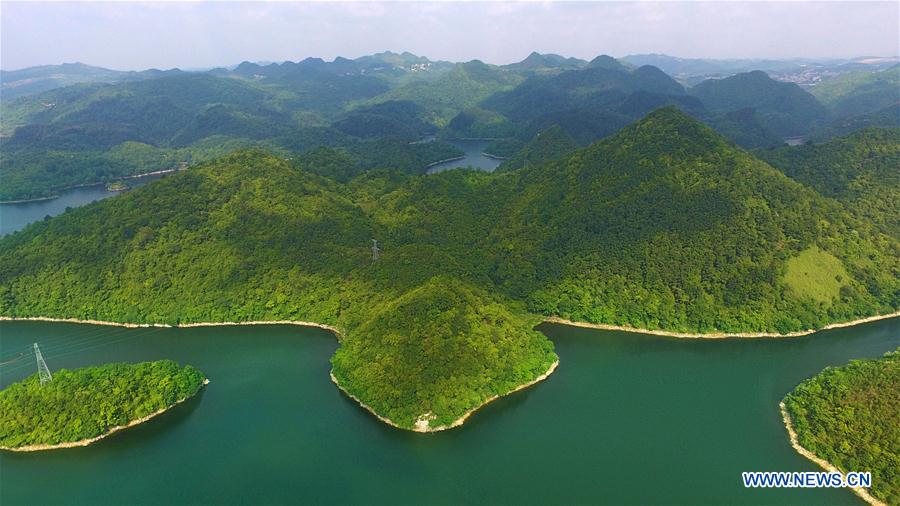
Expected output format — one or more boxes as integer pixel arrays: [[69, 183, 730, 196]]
[[811, 65, 900, 118], [689, 71, 829, 137], [0, 71, 457, 200], [482, 64, 685, 123], [212, 51, 452, 85], [371, 60, 524, 125], [623, 54, 899, 81], [0, 63, 182, 101], [586, 54, 630, 72], [3, 52, 893, 201], [504, 52, 587, 73], [480, 63, 696, 145], [621, 54, 805, 80]]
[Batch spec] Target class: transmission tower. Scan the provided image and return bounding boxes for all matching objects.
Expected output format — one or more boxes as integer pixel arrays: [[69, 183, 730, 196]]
[[372, 239, 381, 263], [34, 343, 53, 385]]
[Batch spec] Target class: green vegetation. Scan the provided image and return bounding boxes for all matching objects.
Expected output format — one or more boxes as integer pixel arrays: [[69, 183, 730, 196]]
[[8, 55, 889, 201], [688, 71, 829, 137], [496, 125, 578, 172], [757, 127, 900, 236], [1, 63, 179, 101], [0, 360, 206, 448], [503, 52, 589, 74], [482, 65, 686, 125], [482, 138, 523, 159], [443, 108, 518, 139], [704, 108, 783, 149], [371, 61, 524, 126], [1, 108, 897, 429], [783, 349, 899, 504], [811, 65, 899, 118], [332, 278, 555, 428], [813, 104, 900, 141], [783, 246, 849, 305]]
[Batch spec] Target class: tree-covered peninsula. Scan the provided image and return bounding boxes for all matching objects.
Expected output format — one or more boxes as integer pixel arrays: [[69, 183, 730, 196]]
[[0, 360, 206, 450], [782, 350, 899, 505], [0, 108, 897, 430]]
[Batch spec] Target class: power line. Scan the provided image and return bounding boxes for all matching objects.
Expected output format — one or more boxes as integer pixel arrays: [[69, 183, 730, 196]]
[[34, 343, 52, 385]]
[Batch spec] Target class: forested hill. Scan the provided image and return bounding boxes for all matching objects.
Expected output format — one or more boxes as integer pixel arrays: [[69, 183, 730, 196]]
[[8, 52, 897, 202], [688, 71, 829, 137], [757, 127, 900, 236], [1, 107, 897, 429]]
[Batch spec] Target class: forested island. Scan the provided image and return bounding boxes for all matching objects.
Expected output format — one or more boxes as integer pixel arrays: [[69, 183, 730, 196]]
[[781, 350, 899, 505], [0, 360, 207, 450], [1, 107, 897, 430]]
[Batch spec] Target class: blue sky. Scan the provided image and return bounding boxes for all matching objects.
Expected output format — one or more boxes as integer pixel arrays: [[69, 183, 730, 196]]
[[2, 1, 898, 71]]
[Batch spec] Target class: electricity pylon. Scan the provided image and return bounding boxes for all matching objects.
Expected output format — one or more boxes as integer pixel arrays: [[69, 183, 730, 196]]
[[34, 343, 52, 385], [372, 239, 380, 263]]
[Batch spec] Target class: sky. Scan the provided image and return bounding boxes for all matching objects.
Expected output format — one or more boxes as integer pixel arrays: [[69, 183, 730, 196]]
[[2, 1, 898, 71]]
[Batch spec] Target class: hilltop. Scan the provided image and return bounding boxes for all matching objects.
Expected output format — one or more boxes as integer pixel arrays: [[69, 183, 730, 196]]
[[688, 71, 830, 137]]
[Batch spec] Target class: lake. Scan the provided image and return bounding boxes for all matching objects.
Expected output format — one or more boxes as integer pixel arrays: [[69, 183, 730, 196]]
[[0, 174, 167, 237], [426, 140, 503, 174], [0, 145, 502, 237], [1, 317, 896, 505]]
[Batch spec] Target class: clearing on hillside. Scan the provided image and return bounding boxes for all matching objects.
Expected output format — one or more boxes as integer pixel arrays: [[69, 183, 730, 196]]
[[783, 246, 849, 304]]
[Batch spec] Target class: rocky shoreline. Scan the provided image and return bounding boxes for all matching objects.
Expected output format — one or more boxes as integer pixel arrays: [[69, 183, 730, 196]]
[[779, 401, 885, 506], [545, 312, 900, 339], [331, 359, 559, 433]]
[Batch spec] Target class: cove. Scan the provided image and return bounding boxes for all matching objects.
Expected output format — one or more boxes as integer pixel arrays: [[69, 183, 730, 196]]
[[426, 140, 502, 174], [0, 317, 896, 505]]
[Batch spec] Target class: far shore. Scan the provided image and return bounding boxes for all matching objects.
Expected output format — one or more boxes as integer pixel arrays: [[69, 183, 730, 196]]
[[0, 167, 184, 205], [424, 155, 466, 169], [1, 379, 209, 452], [0, 316, 342, 335], [779, 402, 885, 506], [545, 311, 900, 339], [447, 137, 506, 141], [3, 311, 896, 342], [0, 194, 60, 205]]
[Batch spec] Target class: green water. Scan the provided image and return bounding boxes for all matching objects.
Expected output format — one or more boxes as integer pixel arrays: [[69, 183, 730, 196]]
[[0, 318, 897, 505]]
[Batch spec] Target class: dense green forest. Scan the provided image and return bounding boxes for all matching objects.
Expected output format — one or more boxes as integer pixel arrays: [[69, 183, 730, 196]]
[[0, 56, 471, 200], [6, 51, 898, 201], [0, 360, 206, 448], [495, 125, 579, 172], [782, 349, 899, 504], [1, 108, 897, 429], [757, 127, 900, 236], [811, 65, 899, 118], [688, 71, 829, 137]]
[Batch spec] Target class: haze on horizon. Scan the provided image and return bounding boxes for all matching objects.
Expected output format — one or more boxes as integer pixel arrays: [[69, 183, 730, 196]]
[[2, 1, 899, 72]]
